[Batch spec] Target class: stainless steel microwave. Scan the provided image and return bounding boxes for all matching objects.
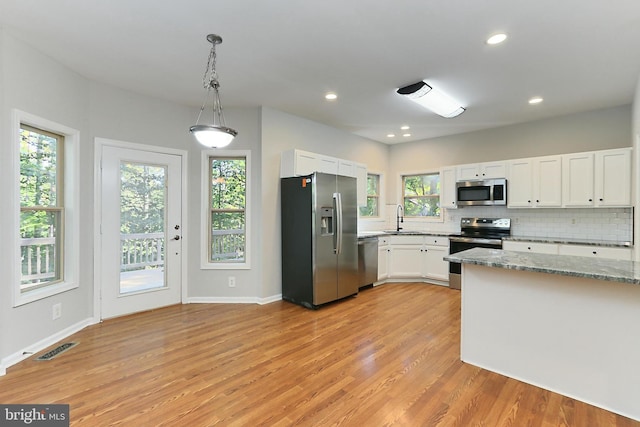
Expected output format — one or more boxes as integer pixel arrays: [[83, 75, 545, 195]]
[[456, 178, 507, 206]]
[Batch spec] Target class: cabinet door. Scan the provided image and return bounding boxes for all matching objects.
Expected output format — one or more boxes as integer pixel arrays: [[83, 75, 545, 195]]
[[338, 160, 356, 178], [440, 166, 458, 209], [534, 156, 562, 207], [562, 152, 594, 207], [318, 156, 338, 174], [422, 245, 449, 281], [377, 245, 389, 280], [457, 163, 480, 181], [507, 159, 533, 207], [595, 148, 631, 207], [388, 245, 422, 277], [481, 161, 506, 179]]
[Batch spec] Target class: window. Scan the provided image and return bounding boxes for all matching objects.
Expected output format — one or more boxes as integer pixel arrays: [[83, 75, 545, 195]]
[[19, 125, 65, 292], [402, 172, 441, 218], [203, 151, 251, 268], [359, 173, 380, 217], [13, 110, 79, 306]]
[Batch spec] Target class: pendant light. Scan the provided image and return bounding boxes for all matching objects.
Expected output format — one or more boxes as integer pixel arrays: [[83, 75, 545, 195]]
[[189, 34, 238, 148]]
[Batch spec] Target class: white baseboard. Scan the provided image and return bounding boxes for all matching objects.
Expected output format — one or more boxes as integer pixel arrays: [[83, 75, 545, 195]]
[[187, 294, 282, 305], [0, 317, 97, 376]]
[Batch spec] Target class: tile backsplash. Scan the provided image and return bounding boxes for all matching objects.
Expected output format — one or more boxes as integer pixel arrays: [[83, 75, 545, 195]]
[[363, 204, 633, 244]]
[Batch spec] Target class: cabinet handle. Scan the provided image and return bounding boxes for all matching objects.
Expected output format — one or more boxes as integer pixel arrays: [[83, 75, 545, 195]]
[[588, 199, 592, 202], [528, 200, 531, 203], [592, 251, 597, 255], [527, 247, 531, 250], [599, 198, 603, 201], [536, 200, 540, 203]]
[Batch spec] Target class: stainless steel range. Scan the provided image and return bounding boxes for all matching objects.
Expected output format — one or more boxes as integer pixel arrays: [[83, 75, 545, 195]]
[[448, 218, 511, 290]]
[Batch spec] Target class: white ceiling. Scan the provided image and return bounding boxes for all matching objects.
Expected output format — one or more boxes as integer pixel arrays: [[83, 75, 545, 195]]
[[1, 1, 639, 143]]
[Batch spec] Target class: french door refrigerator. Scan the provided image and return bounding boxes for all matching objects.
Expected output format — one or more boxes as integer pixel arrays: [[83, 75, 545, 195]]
[[281, 172, 358, 309]]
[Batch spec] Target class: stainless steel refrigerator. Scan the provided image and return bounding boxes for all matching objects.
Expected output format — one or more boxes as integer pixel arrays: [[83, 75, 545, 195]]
[[281, 172, 358, 309]]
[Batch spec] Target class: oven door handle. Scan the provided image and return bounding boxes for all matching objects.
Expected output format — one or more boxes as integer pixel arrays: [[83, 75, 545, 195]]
[[449, 237, 502, 245]]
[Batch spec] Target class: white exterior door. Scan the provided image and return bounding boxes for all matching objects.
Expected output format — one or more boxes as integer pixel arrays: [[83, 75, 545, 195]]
[[99, 145, 183, 319]]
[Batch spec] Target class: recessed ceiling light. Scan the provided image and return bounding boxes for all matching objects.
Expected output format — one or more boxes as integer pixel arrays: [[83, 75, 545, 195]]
[[325, 92, 337, 100], [528, 96, 544, 104], [387, 133, 396, 138], [487, 33, 507, 45], [400, 125, 410, 130], [403, 133, 411, 137]]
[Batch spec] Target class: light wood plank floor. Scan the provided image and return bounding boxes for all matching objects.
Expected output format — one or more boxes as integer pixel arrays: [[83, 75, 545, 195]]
[[1, 284, 638, 426]]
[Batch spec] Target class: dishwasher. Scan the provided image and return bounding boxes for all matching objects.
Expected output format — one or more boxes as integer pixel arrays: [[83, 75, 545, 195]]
[[358, 236, 379, 288]]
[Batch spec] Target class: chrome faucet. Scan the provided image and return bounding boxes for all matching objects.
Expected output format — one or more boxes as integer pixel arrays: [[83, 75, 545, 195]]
[[396, 204, 404, 232]]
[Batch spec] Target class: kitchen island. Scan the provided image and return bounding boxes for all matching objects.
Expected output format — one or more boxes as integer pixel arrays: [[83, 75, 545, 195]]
[[445, 248, 640, 422]]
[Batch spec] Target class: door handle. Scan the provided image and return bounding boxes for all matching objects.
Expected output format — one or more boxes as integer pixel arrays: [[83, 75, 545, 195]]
[[172, 235, 181, 241]]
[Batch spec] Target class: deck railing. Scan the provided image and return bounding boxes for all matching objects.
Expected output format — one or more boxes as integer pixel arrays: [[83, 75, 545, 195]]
[[211, 229, 245, 261], [21, 229, 245, 282]]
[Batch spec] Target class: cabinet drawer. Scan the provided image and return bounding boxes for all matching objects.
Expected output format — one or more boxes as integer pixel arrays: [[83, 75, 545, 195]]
[[503, 241, 558, 254], [423, 236, 449, 247], [558, 244, 632, 260]]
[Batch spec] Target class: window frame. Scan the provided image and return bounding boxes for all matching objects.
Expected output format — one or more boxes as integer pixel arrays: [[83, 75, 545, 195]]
[[200, 149, 251, 270], [12, 110, 80, 306], [359, 172, 382, 219], [400, 171, 443, 222]]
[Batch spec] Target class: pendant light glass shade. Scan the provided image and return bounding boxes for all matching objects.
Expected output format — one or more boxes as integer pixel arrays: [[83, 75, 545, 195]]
[[190, 34, 237, 148], [190, 125, 237, 148]]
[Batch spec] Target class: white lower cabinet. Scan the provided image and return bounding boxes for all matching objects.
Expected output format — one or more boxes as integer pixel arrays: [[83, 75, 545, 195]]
[[422, 245, 449, 281], [384, 235, 450, 283], [388, 245, 423, 277], [377, 237, 390, 281]]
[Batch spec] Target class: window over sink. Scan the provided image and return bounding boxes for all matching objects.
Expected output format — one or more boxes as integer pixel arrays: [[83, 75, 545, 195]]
[[402, 172, 441, 219]]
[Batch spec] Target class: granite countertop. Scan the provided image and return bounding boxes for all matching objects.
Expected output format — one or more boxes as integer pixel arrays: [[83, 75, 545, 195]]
[[358, 230, 454, 239], [505, 235, 632, 248], [444, 247, 640, 285]]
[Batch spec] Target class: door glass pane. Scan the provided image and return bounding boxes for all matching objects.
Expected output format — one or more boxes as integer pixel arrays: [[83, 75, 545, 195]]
[[119, 162, 166, 294]]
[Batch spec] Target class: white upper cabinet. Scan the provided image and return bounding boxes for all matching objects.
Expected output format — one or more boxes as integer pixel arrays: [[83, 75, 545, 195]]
[[562, 148, 631, 208], [595, 148, 632, 207], [507, 155, 562, 208], [440, 166, 458, 209], [562, 152, 595, 207], [280, 149, 368, 206], [338, 159, 356, 178], [457, 161, 506, 181]]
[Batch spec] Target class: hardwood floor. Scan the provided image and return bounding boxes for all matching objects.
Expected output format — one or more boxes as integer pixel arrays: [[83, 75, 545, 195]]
[[1, 283, 637, 426]]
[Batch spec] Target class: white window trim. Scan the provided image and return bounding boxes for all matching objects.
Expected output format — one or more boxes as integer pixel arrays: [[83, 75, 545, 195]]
[[200, 149, 251, 270], [398, 170, 444, 223], [12, 109, 80, 306], [359, 171, 385, 223]]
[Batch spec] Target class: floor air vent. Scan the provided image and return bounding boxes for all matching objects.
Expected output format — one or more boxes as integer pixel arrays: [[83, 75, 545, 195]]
[[36, 342, 78, 361]]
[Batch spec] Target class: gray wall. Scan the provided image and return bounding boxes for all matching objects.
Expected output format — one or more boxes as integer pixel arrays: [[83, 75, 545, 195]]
[[0, 30, 92, 364], [387, 105, 632, 203], [633, 76, 640, 261], [260, 107, 390, 299]]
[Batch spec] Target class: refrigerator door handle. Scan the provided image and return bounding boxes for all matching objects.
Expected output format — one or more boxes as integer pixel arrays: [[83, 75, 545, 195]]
[[333, 192, 342, 255]]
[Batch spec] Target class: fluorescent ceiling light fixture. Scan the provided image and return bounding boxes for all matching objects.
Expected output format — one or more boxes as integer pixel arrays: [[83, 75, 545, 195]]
[[528, 96, 544, 104], [397, 81, 465, 118], [325, 92, 337, 100], [403, 133, 411, 137], [387, 133, 396, 138], [189, 34, 238, 148], [487, 33, 507, 45], [400, 125, 410, 130]]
